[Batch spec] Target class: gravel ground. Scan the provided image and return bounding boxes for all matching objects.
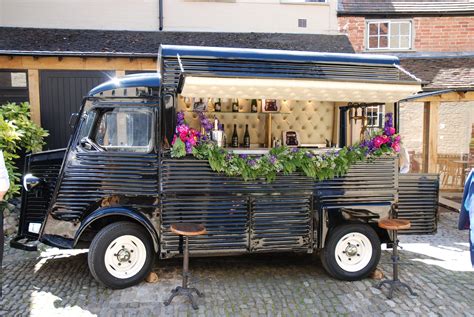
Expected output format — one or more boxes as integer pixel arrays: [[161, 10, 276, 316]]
[[1, 209, 473, 316]]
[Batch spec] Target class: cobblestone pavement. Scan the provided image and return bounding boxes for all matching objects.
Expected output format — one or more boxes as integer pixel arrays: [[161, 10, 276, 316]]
[[1, 209, 474, 316]]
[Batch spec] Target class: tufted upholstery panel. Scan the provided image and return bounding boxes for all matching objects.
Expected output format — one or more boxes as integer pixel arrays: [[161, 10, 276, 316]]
[[273, 101, 334, 145], [177, 97, 334, 146]]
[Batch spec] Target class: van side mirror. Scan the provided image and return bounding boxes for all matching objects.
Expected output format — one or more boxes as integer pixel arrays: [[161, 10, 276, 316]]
[[69, 113, 79, 130], [23, 173, 42, 191]]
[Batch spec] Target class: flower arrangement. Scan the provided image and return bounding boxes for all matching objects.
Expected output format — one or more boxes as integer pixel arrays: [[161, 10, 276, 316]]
[[171, 111, 400, 182]]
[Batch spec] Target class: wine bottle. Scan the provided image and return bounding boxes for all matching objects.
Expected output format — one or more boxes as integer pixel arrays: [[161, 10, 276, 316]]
[[222, 124, 227, 147], [232, 98, 239, 112], [231, 124, 239, 147], [214, 98, 221, 112], [243, 124, 250, 148], [251, 99, 258, 113]]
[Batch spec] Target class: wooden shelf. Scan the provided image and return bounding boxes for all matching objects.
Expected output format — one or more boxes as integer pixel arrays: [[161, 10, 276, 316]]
[[184, 111, 291, 114]]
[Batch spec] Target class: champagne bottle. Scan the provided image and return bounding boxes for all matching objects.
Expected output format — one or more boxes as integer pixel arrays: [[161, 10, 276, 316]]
[[214, 98, 221, 112], [232, 98, 239, 112], [231, 124, 239, 147], [243, 124, 250, 148], [251, 99, 258, 113]]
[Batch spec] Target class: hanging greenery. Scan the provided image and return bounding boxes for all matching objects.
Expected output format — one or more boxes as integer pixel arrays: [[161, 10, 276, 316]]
[[171, 111, 400, 182]]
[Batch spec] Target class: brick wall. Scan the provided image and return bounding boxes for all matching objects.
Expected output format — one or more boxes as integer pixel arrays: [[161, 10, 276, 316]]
[[338, 15, 474, 53]]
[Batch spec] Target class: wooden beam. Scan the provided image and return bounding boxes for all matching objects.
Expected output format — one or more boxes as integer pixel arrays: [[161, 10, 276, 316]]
[[415, 91, 474, 102], [27, 69, 41, 126], [0, 55, 156, 71], [422, 101, 439, 173]]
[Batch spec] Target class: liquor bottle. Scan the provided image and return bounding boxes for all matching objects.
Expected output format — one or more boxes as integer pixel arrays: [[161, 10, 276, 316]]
[[214, 98, 221, 112], [243, 124, 250, 148], [232, 98, 239, 112], [231, 124, 239, 147], [222, 124, 227, 147], [251, 99, 258, 113]]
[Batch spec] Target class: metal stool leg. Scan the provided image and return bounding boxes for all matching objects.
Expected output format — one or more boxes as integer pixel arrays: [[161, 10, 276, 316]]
[[164, 235, 204, 309], [374, 229, 417, 299]]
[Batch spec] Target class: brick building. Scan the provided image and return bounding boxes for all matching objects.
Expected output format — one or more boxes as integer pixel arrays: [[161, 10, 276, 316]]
[[338, 0, 474, 193]]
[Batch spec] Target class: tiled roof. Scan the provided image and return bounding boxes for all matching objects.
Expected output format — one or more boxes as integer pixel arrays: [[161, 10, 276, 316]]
[[338, 0, 474, 15], [400, 57, 474, 90], [0, 27, 355, 57]]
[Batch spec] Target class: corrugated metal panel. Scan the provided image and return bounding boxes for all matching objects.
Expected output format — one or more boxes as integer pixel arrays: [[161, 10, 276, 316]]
[[161, 195, 249, 254], [160, 157, 398, 255], [251, 196, 312, 252], [39, 70, 113, 150], [161, 57, 402, 94], [19, 149, 65, 239], [398, 173, 439, 235], [51, 151, 159, 221], [315, 157, 397, 208]]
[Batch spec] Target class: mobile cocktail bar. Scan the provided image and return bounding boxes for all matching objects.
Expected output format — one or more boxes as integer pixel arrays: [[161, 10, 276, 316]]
[[12, 45, 439, 289]]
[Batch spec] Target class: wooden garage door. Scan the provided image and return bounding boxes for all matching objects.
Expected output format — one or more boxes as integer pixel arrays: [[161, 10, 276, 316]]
[[40, 70, 113, 150]]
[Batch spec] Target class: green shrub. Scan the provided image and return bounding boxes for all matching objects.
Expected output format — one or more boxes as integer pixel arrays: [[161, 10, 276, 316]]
[[0, 102, 48, 199]]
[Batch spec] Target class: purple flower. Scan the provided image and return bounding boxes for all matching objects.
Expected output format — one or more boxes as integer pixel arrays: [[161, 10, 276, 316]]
[[305, 152, 314, 158], [185, 141, 193, 154], [226, 154, 233, 161], [269, 155, 277, 164], [239, 154, 248, 160], [177, 112, 185, 126], [291, 147, 299, 153], [248, 159, 257, 167]]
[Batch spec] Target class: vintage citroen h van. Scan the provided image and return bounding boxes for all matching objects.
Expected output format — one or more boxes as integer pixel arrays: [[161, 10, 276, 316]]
[[12, 45, 439, 289]]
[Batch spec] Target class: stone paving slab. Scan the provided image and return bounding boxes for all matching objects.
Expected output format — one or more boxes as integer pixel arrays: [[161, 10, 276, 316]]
[[1, 210, 474, 316]]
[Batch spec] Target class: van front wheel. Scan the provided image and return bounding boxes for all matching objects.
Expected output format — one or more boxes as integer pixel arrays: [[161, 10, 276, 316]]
[[320, 224, 380, 281], [88, 221, 154, 289]]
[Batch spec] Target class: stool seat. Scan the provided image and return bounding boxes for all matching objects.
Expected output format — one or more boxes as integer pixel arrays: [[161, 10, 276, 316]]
[[378, 218, 411, 230], [170, 223, 207, 236]]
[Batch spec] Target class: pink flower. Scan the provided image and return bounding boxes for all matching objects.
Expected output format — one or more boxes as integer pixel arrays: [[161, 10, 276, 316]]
[[392, 142, 400, 152], [395, 135, 401, 142], [373, 136, 384, 148], [381, 135, 390, 144], [387, 127, 396, 136], [177, 125, 189, 135]]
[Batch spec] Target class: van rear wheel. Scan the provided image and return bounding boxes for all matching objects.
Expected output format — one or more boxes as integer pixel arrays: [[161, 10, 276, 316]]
[[320, 224, 380, 281], [88, 221, 154, 289]]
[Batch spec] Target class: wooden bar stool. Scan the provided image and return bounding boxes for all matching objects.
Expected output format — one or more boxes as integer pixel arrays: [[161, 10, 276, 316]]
[[164, 223, 207, 310], [375, 218, 417, 299]]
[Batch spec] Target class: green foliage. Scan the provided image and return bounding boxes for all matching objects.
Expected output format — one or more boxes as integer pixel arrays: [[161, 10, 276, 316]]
[[170, 138, 186, 158], [0, 102, 48, 199], [187, 141, 394, 183]]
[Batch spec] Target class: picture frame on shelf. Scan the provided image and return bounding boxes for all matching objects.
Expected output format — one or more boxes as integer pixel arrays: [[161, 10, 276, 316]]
[[261, 99, 281, 113], [283, 130, 300, 147], [192, 98, 208, 112]]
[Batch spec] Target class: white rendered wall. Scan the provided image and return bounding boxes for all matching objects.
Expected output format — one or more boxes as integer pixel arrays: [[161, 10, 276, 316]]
[[163, 0, 338, 34], [0, 0, 338, 34]]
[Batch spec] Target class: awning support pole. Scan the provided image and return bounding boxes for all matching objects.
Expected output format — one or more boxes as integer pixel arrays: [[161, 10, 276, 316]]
[[422, 101, 439, 173]]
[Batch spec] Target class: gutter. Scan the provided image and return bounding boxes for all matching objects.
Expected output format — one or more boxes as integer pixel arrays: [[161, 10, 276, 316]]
[[0, 50, 156, 58]]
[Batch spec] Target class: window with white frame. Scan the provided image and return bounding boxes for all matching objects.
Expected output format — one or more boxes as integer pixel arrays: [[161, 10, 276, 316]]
[[367, 20, 412, 50], [366, 105, 385, 129]]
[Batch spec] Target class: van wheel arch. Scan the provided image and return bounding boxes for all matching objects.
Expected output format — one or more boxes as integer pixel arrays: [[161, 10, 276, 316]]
[[74, 208, 159, 253]]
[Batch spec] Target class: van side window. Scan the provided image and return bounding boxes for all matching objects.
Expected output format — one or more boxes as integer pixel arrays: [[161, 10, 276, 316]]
[[93, 108, 153, 152]]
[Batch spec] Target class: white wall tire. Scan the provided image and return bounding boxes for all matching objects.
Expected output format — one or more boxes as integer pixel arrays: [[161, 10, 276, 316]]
[[88, 221, 154, 289], [321, 224, 381, 281]]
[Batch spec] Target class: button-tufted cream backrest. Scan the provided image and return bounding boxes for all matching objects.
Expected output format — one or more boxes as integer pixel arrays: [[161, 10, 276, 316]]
[[177, 97, 334, 147]]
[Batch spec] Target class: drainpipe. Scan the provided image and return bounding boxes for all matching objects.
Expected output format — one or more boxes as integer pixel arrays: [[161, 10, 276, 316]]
[[158, 0, 164, 31]]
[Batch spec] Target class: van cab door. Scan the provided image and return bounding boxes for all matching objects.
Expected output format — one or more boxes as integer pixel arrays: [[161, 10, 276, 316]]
[[39, 100, 160, 248]]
